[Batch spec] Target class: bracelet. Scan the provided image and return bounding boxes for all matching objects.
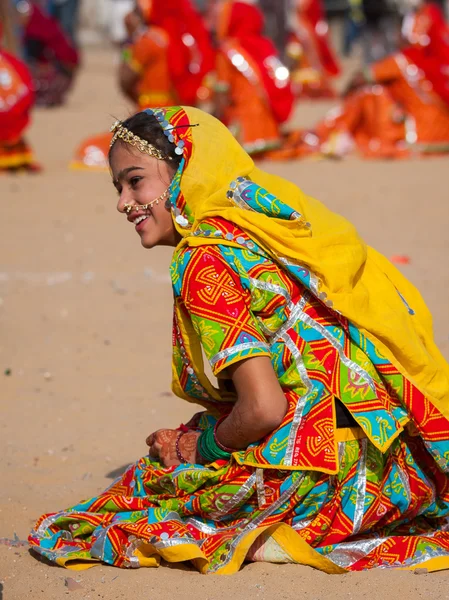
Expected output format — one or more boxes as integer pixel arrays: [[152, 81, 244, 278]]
[[213, 416, 238, 454], [197, 427, 231, 464], [175, 432, 189, 464]]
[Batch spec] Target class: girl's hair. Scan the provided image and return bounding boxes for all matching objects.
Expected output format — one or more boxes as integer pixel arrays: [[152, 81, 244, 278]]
[[108, 111, 182, 173]]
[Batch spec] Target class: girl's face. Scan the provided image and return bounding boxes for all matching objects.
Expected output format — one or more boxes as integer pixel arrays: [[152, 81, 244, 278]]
[[110, 142, 181, 249]]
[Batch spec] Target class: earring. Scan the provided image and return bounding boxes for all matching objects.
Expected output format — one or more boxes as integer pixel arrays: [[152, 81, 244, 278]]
[[165, 198, 171, 210]]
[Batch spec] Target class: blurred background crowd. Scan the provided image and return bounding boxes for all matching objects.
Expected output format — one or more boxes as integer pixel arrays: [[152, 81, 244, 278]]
[[1, 0, 449, 171]]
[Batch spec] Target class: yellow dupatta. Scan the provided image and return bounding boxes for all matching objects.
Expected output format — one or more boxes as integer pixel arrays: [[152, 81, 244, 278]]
[[152, 106, 449, 420]]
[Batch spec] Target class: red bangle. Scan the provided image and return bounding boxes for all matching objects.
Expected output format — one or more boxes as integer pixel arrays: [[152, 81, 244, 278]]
[[175, 432, 189, 464], [213, 416, 238, 454]]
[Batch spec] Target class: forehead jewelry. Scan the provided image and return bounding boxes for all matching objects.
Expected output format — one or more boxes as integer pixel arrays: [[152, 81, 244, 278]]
[[124, 187, 170, 215], [110, 120, 172, 161]]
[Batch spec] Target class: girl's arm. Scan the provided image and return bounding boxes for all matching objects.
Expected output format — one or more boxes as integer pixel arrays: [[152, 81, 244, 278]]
[[216, 356, 288, 449]]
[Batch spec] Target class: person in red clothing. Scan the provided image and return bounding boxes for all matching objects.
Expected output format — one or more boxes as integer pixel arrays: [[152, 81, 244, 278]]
[[213, 0, 295, 155], [287, 0, 340, 98], [16, 0, 79, 107], [137, 0, 215, 105], [402, 0, 449, 65], [0, 21, 39, 171]]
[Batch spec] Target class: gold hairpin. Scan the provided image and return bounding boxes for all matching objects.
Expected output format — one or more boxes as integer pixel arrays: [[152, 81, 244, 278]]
[[124, 188, 170, 215], [110, 120, 173, 161]]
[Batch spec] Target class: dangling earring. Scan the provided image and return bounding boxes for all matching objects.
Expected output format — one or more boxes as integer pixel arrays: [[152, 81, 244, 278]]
[[164, 198, 171, 210]]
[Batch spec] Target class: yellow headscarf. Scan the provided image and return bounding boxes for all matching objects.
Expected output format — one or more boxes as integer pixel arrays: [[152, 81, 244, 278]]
[[148, 106, 449, 418]]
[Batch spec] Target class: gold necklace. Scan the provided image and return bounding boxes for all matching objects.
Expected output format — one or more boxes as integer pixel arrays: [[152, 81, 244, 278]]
[[124, 188, 170, 215]]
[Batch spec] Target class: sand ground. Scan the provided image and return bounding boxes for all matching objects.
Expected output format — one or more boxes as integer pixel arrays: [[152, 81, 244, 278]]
[[1, 47, 449, 600]]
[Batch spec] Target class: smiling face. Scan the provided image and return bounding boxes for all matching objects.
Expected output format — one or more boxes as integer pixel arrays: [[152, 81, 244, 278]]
[[110, 142, 181, 249]]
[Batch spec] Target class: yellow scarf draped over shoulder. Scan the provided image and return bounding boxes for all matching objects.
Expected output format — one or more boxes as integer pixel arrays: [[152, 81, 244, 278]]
[[168, 106, 449, 417]]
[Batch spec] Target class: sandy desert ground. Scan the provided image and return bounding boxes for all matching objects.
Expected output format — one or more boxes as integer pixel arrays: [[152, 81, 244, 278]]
[[1, 46, 449, 600]]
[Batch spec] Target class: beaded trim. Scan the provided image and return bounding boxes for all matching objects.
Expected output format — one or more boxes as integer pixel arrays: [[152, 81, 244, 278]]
[[143, 108, 186, 157], [109, 120, 172, 161]]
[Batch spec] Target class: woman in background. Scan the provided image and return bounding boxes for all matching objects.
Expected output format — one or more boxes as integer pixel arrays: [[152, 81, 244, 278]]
[[17, 0, 79, 107], [213, 0, 294, 155], [286, 0, 340, 98], [71, 0, 215, 171], [138, 0, 215, 106], [272, 1, 449, 160], [402, 0, 449, 63]]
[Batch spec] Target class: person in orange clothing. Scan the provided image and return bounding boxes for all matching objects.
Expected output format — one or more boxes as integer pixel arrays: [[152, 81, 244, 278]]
[[272, 22, 449, 160], [119, 8, 177, 109], [213, 0, 294, 155], [137, 0, 216, 106], [286, 0, 340, 98], [0, 24, 40, 172], [71, 4, 177, 172]]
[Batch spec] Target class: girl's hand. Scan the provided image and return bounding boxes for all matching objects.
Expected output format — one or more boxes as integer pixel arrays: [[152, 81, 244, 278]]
[[146, 429, 202, 467]]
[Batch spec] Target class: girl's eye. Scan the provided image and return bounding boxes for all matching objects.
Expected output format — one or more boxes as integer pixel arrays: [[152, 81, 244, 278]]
[[130, 177, 142, 188]]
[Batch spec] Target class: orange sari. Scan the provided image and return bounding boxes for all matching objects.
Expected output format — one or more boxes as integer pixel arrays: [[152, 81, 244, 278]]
[[71, 24, 177, 171], [272, 47, 449, 160], [287, 0, 340, 98], [215, 1, 294, 155]]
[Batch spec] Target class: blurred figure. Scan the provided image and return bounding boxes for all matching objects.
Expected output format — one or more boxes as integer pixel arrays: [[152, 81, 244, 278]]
[[118, 6, 177, 108], [286, 0, 340, 98], [71, 4, 178, 171], [15, 0, 79, 107], [213, 0, 294, 155], [0, 21, 39, 171], [361, 0, 399, 64], [402, 0, 449, 62], [259, 0, 289, 59], [48, 0, 80, 47], [272, 6, 449, 160], [342, 0, 365, 57], [138, 0, 216, 105], [71, 0, 215, 171]]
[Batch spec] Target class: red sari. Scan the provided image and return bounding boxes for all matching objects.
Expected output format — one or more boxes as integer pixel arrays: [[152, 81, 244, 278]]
[[0, 47, 37, 170], [403, 2, 449, 64], [22, 2, 79, 107], [287, 0, 340, 98], [215, 1, 294, 154], [137, 0, 215, 105]]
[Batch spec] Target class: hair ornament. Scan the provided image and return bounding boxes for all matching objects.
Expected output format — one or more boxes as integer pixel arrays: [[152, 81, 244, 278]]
[[143, 108, 199, 157], [109, 120, 172, 161]]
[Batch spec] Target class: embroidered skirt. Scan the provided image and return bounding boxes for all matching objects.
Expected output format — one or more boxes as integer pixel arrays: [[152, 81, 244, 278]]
[[29, 424, 449, 574]]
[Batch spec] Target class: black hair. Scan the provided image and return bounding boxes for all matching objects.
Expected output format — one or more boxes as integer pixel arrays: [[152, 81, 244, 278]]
[[108, 111, 182, 174]]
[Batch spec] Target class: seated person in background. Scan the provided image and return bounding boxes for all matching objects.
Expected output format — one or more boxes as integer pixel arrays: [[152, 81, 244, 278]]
[[213, 0, 294, 155], [271, 0, 449, 161], [16, 0, 79, 107], [286, 0, 340, 98]]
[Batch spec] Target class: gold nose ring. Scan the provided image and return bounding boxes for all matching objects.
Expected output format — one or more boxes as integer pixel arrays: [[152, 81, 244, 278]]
[[123, 188, 170, 215]]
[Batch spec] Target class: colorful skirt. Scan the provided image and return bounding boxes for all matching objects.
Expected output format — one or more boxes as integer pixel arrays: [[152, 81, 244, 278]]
[[0, 138, 36, 171], [29, 423, 449, 574]]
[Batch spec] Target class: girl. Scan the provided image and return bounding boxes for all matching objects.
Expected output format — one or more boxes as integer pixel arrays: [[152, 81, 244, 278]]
[[30, 106, 449, 574]]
